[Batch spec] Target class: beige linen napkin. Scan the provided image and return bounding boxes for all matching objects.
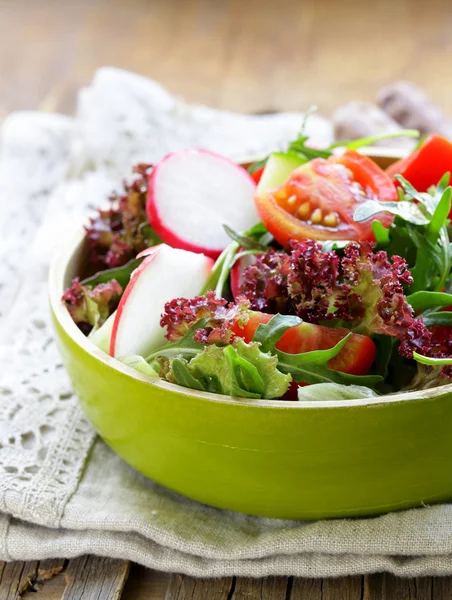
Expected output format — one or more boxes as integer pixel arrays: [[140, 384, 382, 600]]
[[1, 68, 450, 578]]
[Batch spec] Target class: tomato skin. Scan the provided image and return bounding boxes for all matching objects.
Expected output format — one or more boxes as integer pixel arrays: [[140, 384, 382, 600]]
[[233, 311, 376, 376], [337, 150, 398, 202], [255, 150, 397, 247], [386, 134, 452, 194], [250, 166, 265, 184]]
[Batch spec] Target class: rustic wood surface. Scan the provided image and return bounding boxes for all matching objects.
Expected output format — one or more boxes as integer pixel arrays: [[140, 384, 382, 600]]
[[5, 560, 452, 599], [3, 0, 452, 597], [2, 0, 452, 119]]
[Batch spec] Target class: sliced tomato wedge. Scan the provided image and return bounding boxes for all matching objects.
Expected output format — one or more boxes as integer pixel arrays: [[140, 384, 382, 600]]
[[254, 150, 397, 247], [233, 311, 376, 376], [386, 134, 452, 193], [250, 166, 265, 185]]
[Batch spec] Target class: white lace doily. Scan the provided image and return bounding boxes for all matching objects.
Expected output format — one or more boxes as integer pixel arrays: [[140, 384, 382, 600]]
[[0, 68, 333, 528]]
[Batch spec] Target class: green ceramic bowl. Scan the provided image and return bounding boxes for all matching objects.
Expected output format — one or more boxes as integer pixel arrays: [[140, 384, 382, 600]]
[[49, 150, 452, 520]]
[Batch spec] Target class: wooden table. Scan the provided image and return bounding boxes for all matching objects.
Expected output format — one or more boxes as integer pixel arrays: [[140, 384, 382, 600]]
[[4, 557, 452, 599], [3, 0, 452, 597]]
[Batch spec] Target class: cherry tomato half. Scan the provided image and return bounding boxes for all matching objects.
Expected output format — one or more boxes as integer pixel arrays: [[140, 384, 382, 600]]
[[386, 134, 452, 193], [233, 311, 376, 377], [254, 150, 397, 247]]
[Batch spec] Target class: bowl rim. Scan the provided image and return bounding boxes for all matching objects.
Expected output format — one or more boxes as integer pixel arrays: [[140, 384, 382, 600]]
[[49, 148, 452, 410]]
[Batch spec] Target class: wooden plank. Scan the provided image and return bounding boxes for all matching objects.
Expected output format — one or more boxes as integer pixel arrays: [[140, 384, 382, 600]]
[[164, 574, 234, 599], [122, 565, 170, 600], [290, 577, 323, 599], [432, 576, 452, 599], [61, 556, 130, 600], [21, 558, 67, 599], [321, 576, 363, 600], [0, 560, 39, 600], [3, 0, 452, 117], [231, 576, 290, 599], [363, 573, 434, 599]]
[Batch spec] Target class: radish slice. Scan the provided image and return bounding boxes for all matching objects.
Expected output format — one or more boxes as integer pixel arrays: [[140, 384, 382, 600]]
[[146, 149, 259, 258], [231, 251, 257, 300], [110, 244, 214, 358]]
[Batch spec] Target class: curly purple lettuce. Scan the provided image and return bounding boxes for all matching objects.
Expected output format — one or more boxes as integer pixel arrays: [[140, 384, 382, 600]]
[[86, 163, 153, 269], [62, 278, 122, 335], [240, 240, 431, 359], [160, 290, 250, 345]]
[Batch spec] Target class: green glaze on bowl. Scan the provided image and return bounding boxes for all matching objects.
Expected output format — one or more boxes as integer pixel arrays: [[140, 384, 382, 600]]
[[49, 153, 452, 520]]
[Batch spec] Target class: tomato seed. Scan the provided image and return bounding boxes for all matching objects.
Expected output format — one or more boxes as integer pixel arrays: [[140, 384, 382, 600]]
[[323, 212, 339, 227], [311, 208, 323, 224], [296, 202, 311, 219]]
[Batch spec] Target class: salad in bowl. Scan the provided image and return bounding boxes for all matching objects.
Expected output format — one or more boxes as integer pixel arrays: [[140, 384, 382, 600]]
[[50, 125, 452, 519], [62, 130, 452, 402]]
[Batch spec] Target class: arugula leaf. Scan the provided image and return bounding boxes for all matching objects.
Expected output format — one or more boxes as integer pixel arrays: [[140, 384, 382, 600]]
[[284, 334, 352, 365], [329, 129, 419, 150], [252, 314, 302, 352], [422, 312, 452, 327], [394, 175, 427, 205], [146, 319, 208, 362], [406, 291, 452, 312], [275, 354, 383, 387], [372, 220, 390, 245], [408, 224, 451, 293], [373, 335, 395, 379], [354, 201, 429, 226], [427, 187, 452, 242], [223, 224, 269, 251], [288, 135, 332, 160], [413, 352, 452, 366], [247, 158, 267, 174], [366, 176, 452, 295], [82, 258, 142, 289], [252, 313, 352, 365]]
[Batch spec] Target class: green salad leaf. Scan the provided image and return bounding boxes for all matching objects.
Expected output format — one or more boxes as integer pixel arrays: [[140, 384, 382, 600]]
[[406, 291, 452, 312], [252, 314, 302, 352], [146, 320, 208, 362], [413, 352, 452, 366], [422, 312, 452, 327], [329, 129, 419, 150], [82, 258, 143, 289], [354, 201, 429, 226], [275, 351, 383, 387], [355, 175, 452, 294], [297, 382, 378, 401], [171, 358, 206, 391], [163, 339, 291, 400], [119, 355, 159, 379]]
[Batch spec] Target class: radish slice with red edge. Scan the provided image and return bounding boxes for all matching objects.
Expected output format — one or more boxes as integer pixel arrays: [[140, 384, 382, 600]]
[[146, 149, 259, 258], [110, 244, 214, 358]]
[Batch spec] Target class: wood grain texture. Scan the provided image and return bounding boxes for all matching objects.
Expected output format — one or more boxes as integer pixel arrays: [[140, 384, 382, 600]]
[[231, 576, 290, 599], [163, 573, 234, 599], [121, 566, 170, 600], [2, 0, 452, 118], [0, 560, 39, 599], [4, 561, 452, 600], [290, 577, 323, 599], [21, 558, 67, 598], [61, 556, 129, 600]]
